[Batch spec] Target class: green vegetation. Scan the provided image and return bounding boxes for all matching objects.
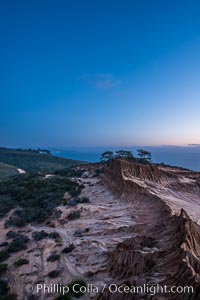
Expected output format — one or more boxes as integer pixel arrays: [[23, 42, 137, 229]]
[[32, 231, 61, 242], [0, 173, 82, 225], [0, 264, 8, 274], [137, 149, 152, 163], [7, 235, 29, 253], [78, 197, 90, 203], [14, 258, 29, 266], [115, 150, 135, 160], [0, 276, 17, 299], [0, 279, 9, 296], [54, 168, 83, 177], [67, 211, 80, 221], [100, 151, 114, 162], [100, 150, 135, 162], [62, 244, 75, 254], [32, 230, 48, 240], [0, 147, 84, 174], [0, 162, 19, 180], [47, 254, 60, 262], [6, 231, 20, 239], [0, 294, 17, 300], [65, 196, 90, 206], [48, 270, 61, 278], [0, 243, 8, 248], [1, 233, 30, 262], [68, 279, 86, 298], [0, 251, 10, 263], [44, 231, 61, 241], [0, 149, 85, 299]]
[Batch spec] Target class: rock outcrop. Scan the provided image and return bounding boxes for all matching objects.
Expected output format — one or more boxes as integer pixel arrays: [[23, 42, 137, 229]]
[[98, 160, 200, 299]]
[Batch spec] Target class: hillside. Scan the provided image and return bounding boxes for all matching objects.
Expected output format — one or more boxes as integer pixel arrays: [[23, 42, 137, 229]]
[[0, 160, 200, 300], [0, 147, 85, 174], [0, 161, 200, 299], [0, 162, 19, 180]]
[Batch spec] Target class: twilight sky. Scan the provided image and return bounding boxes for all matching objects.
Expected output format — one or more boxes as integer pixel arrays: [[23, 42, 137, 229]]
[[0, 0, 200, 148]]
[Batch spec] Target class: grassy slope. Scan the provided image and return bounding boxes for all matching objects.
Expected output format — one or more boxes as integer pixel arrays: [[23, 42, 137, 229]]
[[0, 148, 85, 174], [0, 162, 19, 179]]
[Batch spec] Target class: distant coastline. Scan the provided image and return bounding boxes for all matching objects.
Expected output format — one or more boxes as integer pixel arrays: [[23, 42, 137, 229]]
[[52, 145, 200, 172]]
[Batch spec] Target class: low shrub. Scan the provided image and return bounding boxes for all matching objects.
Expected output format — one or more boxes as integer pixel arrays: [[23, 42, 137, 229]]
[[0, 279, 9, 296], [6, 231, 19, 239], [78, 197, 89, 204], [47, 254, 60, 262], [54, 168, 83, 178], [68, 279, 86, 298], [32, 231, 48, 241], [0, 242, 8, 248], [67, 211, 80, 221], [0, 251, 10, 263], [5, 210, 27, 228], [7, 235, 29, 253], [62, 244, 75, 254], [0, 294, 17, 300], [48, 232, 61, 242], [0, 174, 82, 225], [0, 264, 8, 274], [48, 270, 60, 278], [14, 258, 29, 266], [32, 231, 61, 242], [67, 197, 90, 207]]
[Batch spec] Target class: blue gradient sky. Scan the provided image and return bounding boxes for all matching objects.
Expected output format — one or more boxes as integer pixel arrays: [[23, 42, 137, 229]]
[[1, 0, 200, 148]]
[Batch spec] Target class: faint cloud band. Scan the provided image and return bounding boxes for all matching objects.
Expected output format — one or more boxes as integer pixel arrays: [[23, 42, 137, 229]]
[[79, 73, 121, 89]]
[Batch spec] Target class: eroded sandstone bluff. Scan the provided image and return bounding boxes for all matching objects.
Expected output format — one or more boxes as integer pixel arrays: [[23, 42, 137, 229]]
[[99, 160, 200, 300], [1, 160, 200, 300]]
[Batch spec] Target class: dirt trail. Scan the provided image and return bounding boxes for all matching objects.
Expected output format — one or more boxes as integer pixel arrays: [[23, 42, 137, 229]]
[[28, 177, 136, 283], [2, 175, 138, 300]]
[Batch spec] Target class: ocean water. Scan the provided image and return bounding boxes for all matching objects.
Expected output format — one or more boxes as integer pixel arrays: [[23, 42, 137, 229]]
[[52, 146, 200, 172]]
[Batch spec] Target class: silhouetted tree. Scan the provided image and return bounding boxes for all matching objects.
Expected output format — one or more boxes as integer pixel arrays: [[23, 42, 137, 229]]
[[115, 150, 135, 160], [137, 149, 152, 163], [100, 151, 114, 163]]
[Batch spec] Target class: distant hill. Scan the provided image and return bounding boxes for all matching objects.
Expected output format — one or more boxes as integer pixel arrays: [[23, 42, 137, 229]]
[[0, 162, 19, 179], [0, 147, 85, 174]]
